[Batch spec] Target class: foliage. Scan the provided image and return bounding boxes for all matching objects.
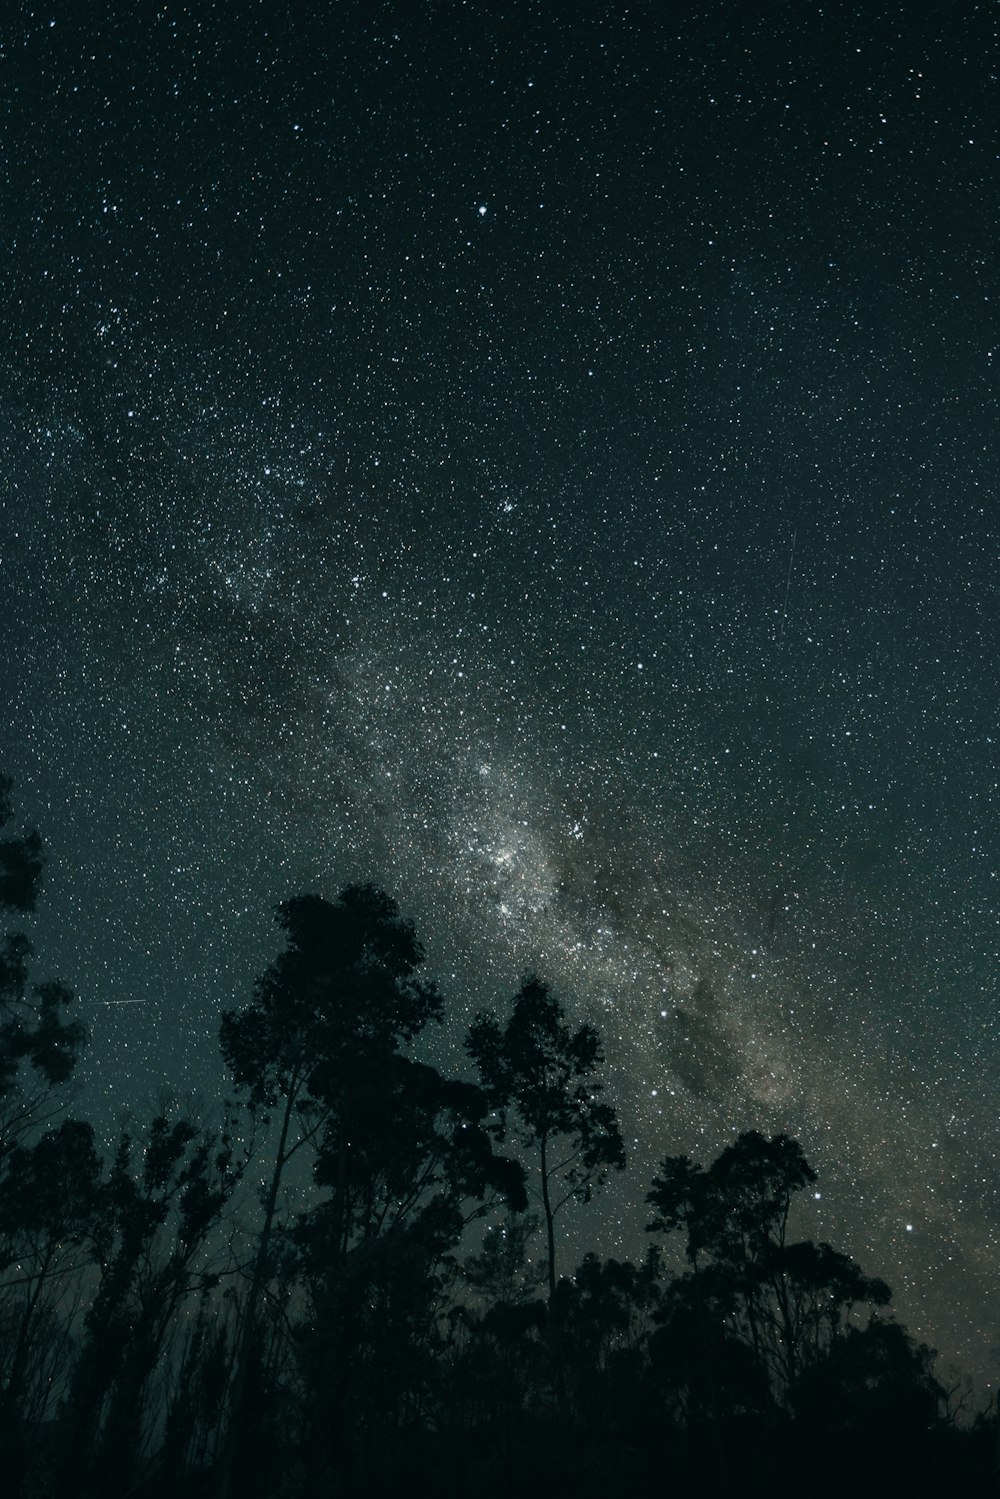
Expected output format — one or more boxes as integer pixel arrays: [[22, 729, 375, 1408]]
[[467, 975, 625, 1302], [647, 1131, 906, 1420], [0, 790, 988, 1499], [0, 781, 86, 1145], [218, 885, 524, 1497]]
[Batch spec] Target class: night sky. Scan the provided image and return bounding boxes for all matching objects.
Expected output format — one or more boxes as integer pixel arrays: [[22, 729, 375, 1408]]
[[2, 1, 997, 1382]]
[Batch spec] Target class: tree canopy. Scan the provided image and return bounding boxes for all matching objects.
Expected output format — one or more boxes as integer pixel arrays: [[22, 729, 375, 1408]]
[[468, 975, 625, 1304], [0, 778, 987, 1499]]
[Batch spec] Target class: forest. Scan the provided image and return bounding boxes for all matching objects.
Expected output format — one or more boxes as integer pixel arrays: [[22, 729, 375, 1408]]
[[0, 775, 995, 1499]]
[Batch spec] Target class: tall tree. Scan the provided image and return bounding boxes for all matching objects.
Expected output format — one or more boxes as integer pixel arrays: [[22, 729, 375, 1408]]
[[292, 1054, 525, 1491], [217, 884, 444, 1499], [467, 976, 625, 1305]]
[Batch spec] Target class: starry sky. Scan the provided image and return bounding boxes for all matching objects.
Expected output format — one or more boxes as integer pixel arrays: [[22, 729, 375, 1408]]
[[1, 0, 997, 1381]]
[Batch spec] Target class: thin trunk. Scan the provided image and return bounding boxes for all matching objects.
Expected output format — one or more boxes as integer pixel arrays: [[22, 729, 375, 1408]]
[[331, 1115, 350, 1260], [0, 1249, 53, 1499], [540, 1132, 556, 1307], [216, 1081, 298, 1499], [3, 1244, 54, 1411], [540, 1130, 566, 1418], [774, 1267, 797, 1394]]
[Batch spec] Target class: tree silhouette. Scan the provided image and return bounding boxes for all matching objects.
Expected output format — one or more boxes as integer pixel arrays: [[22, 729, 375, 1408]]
[[291, 1054, 526, 1493], [444, 1214, 547, 1492], [467, 976, 625, 1305], [0, 778, 86, 1154], [0, 1118, 101, 1497], [648, 1132, 897, 1412], [59, 1106, 242, 1499], [159, 1290, 235, 1491], [555, 1249, 662, 1440], [0, 785, 986, 1498], [217, 884, 445, 1499], [0, 780, 91, 1499]]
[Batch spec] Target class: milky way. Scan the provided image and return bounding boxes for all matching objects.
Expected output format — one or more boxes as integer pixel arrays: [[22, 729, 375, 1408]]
[[2, 1, 997, 1381]]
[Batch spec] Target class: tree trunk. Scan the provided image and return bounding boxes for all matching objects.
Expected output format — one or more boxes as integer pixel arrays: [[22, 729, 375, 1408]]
[[540, 1132, 556, 1307], [216, 1081, 298, 1499], [3, 1244, 54, 1414]]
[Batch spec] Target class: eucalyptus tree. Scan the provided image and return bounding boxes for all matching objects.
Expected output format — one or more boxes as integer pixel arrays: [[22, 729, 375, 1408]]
[[647, 1132, 893, 1410], [466, 976, 625, 1306], [217, 884, 446, 1499], [292, 1054, 527, 1494]]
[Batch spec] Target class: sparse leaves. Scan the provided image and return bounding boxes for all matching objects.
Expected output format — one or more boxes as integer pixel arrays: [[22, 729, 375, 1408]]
[[467, 975, 625, 1302]]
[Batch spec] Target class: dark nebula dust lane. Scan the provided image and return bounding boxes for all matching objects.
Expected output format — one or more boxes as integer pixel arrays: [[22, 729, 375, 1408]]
[[1, 0, 998, 1380]]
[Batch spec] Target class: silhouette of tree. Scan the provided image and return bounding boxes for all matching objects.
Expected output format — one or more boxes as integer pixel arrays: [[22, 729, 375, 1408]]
[[778, 1238, 891, 1372], [648, 1132, 899, 1413], [60, 1107, 242, 1499], [437, 1214, 547, 1495], [0, 779, 91, 1499], [648, 1130, 816, 1266], [790, 1319, 948, 1498], [455, 1211, 548, 1414], [0, 1118, 101, 1497], [463, 1211, 545, 1316], [307, 1054, 525, 1257], [290, 1029, 526, 1489], [553, 1248, 663, 1463], [217, 884, 445, 1499], [467, 976, 625, 1305], [0, 784, 986, 1498], [0, 778, 86, 1155], [159, 1290, 235, 1491], [557, 1250, 660, 1378], [793, 1315, 942, 1433]]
